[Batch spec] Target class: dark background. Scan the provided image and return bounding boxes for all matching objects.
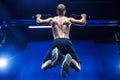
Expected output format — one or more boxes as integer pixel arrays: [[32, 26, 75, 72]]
[[0, 0, 120, 19]]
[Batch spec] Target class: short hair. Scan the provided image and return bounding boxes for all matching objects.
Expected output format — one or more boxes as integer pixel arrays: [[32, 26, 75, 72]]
[[57, 4, 66, 12]]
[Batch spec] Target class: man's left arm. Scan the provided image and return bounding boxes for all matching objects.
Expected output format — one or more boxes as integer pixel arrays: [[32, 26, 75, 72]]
[[69, 14, 87, 26]]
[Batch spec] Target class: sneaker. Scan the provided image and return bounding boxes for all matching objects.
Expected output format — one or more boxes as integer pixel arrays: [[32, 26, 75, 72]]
[[51, 48, 59, 66], [60, 54, 72, 77]]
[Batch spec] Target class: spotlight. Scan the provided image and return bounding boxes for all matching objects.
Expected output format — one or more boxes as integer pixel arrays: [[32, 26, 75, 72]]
[[0, 58, 7, 68]]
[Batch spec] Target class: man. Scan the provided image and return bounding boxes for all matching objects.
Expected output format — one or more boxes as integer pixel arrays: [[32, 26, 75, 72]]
[[36, 4, 87, 77]]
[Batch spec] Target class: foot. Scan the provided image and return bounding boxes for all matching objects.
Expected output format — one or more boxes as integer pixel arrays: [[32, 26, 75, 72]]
[[60, 54, 72, 78], [51, 48, 59, 66]]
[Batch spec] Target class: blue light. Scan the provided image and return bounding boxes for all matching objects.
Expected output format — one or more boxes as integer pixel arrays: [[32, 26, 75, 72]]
[[0, 58, 8, 69]]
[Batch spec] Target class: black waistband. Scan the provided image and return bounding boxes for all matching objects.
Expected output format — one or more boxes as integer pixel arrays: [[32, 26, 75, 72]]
[[54, 38, 70, 40]]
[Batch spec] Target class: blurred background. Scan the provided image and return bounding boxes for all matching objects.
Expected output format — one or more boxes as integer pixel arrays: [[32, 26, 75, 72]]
[[0, 0, 120, 19], [0, 0, 120, 80]]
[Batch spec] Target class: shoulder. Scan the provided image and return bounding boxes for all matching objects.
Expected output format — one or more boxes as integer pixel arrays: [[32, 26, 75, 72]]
[[68, 17, 75, 22], [53, 16, 58, 19], [62, 16, 72, 20]]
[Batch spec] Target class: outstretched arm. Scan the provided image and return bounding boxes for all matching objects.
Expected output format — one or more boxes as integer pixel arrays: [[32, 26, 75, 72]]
[[36, 14, 53, 24], [69, 14, 87, 26]]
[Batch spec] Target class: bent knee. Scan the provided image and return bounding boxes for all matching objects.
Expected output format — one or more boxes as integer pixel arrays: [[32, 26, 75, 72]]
[[41, 60, 52, 70], [77, 65, 81, 72], [71, 59, 81, 72], [41, 64, 47, 70]]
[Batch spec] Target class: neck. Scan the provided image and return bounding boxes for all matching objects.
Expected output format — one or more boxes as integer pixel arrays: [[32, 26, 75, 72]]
[[59, 15, 64, 17], [58, 14, 64, 17]]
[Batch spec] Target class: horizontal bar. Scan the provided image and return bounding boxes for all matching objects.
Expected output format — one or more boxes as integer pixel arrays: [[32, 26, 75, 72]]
[[0, 20, 119, 27]]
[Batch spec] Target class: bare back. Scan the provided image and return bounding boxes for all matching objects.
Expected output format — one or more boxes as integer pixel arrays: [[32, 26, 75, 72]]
[[51, 16, 71, 39]]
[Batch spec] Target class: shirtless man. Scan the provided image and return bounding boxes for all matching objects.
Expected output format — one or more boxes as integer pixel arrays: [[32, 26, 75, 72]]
[[36, 4, 87, 77]]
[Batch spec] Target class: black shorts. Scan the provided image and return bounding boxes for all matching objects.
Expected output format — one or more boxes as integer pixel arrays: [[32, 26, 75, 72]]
[[43, 38, 80, 63]]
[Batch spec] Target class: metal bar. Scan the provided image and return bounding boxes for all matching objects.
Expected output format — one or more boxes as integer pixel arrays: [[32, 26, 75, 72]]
[[0, 20, 119, 27]]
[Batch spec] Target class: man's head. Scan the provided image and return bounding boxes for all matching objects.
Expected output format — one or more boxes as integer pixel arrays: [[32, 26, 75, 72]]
[[57, 4, 66, 16]]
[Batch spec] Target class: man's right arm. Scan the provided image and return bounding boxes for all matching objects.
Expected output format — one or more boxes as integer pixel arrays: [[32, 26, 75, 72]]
[[36, 14, 53, 24]]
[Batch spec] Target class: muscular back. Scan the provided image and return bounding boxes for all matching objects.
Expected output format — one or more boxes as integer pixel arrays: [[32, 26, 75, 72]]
[[36, 14, 86, 39], [51, 16, 71, 39]]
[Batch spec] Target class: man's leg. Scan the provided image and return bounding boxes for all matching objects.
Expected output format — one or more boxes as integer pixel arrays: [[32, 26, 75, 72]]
[[41, 47, 63, 70], [55, 38, 80, 77], [65, 40, 81, 72], [70, 59, 81, 72], [59, 55, 81, 77], [41, 60, 52, 70]]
